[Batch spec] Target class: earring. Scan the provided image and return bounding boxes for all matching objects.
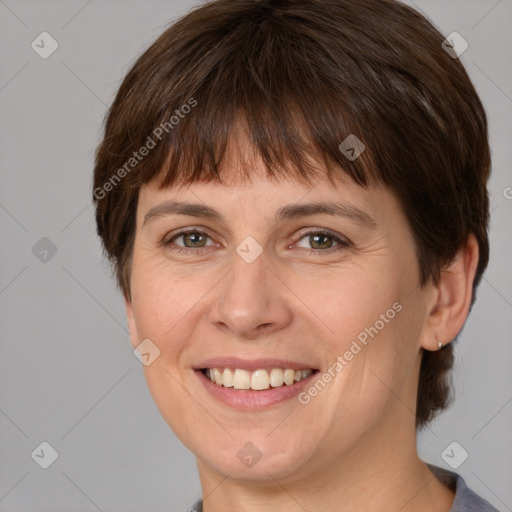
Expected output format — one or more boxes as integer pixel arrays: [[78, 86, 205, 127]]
[[437, 340, 443, 350]]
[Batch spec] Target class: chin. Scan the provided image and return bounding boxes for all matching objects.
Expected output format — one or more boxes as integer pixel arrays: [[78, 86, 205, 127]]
[[192, 432, 318, 482]]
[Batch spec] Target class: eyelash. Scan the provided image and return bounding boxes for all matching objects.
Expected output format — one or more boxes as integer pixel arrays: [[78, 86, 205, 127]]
[[162, 229, 351, 256]]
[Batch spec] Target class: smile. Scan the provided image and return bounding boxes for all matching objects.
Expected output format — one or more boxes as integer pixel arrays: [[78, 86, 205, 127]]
[[201, 367, 315, 390], [195, 365, 320, 410]]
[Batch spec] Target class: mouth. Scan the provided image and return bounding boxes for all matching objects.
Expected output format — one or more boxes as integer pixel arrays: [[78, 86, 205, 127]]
[[199, 367, 318, 390], [193, 358, 320, 410]]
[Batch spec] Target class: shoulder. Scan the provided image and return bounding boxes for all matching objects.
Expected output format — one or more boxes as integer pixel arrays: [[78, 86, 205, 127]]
[[187, 467, 500, 512], [185, 498, 203, 512], [428, 464, 500, 512]]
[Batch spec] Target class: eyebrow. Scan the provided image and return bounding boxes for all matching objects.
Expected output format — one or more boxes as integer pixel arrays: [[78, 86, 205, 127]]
[[142, 200, 377, 228]]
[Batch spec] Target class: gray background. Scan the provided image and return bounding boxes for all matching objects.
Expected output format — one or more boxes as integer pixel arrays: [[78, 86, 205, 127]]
[[0, 0, 510, 511]]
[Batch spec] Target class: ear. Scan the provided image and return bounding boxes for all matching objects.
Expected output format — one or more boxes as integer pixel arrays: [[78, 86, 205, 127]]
[[124, 296, 140, 349], [420, 234, 480, 351]]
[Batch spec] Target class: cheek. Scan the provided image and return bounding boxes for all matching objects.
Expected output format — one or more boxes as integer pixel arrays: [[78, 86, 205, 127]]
[[129, 256, 208, 346], [129, 263, 209, 445], [313, 265, 403, 350], [307, 265, 421, 425]]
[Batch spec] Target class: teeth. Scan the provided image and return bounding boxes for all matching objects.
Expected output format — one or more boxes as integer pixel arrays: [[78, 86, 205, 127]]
[[204, 367, 314, 390], [283, 368, 295, 385], [269, 368, 284, 387], [214, 368, 223, 385], [251, 369, 270, 390], [222, 368, 234, 387], [233, 369, 251, 389]]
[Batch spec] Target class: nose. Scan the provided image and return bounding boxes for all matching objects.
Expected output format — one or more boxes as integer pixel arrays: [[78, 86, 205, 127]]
[[208, 249, 293, 340]]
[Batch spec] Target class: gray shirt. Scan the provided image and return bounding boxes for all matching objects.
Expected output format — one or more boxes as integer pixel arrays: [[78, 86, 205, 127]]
[[186, 465, 499, 511]]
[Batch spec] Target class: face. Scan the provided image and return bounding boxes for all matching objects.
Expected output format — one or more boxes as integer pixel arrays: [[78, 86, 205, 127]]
[[125, 156, 434, 484]]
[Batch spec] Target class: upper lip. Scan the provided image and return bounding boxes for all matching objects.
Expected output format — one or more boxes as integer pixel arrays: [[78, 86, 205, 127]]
[[194, 357, 319, 372]]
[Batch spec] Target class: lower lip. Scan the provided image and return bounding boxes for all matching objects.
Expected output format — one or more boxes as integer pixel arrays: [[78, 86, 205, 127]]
[[195, 370, 318, 410]]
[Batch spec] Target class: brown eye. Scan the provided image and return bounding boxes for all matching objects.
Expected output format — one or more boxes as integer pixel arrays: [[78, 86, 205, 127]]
[[178, 231, 208, 248], [163, 230, 214, 254], [309, 233, 335, 250], [295, 230, 350, 254]]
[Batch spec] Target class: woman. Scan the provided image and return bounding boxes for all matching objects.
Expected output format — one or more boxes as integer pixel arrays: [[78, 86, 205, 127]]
[[92, 0, 498, 510]]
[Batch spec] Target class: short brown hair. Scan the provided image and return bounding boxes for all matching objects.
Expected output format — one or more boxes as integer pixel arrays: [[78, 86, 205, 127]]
[[92, 0, 491, 429]]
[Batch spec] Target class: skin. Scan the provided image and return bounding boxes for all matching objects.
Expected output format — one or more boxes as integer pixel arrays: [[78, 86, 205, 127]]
[[124, 141, 479, 512]]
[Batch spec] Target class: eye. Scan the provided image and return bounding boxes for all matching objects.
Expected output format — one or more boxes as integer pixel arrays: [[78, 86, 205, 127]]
[[163, 229, 216, 254], [162, 228, 350, 256], [294, 229, 350, 254]]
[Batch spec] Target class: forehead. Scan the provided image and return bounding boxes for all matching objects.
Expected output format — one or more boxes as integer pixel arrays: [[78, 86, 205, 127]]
[[137, 164, 399, 235]]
